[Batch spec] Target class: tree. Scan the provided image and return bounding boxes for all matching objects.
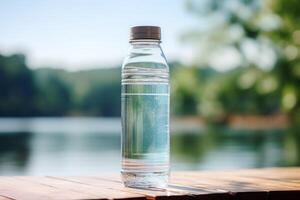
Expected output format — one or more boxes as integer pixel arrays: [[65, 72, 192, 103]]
[[35, 73, 71, 116], [80, 82, 121, 116], [0, 54, 36, 116], [269, 0, 300, 125], [182, 0, 299, 123]]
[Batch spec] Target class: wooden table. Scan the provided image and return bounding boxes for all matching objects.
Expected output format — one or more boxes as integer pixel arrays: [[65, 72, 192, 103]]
[[0, 167, 299, 200]]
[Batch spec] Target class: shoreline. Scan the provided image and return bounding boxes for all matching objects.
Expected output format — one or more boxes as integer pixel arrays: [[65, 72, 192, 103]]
[[0, 114, 289, 134]]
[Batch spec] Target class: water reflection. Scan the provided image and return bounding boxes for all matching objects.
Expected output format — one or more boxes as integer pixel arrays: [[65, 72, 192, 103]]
[[0, 118, 299, 175], [0, 132, 32, 174], [284, 127, 300, 166], [171, 127, 286, 170], [27, 132, 121, 175]]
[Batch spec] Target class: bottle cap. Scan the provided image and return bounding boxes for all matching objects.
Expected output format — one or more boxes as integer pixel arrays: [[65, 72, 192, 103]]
[[130, 26, 161, 41]]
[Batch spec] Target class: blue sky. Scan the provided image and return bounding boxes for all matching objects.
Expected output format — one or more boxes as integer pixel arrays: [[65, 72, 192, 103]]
[[0, 0, 200, 70]]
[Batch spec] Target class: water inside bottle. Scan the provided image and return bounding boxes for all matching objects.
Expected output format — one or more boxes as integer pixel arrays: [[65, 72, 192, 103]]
[[121, 63, 169, 189]]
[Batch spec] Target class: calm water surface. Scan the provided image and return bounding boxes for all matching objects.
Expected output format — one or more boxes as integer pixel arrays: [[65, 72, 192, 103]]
[[0, 117, 299, 175]]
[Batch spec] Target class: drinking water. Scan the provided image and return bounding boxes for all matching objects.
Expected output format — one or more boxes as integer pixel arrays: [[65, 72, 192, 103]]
[[121, 26, 170, 189]]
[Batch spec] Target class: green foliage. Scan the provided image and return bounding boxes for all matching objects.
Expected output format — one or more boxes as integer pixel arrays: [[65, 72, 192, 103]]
[[176, 0, 300, 124], [171, 66, 201, 115], [0, 54, 35, 116], [34, 67, 121, 116], [217, 67, 279, 114], [171, 63, 281, 121], [35, 73, 71, 116], [268, 0, 300, 125], [80, 81, 120, 116], [0, 53, 121, 117]]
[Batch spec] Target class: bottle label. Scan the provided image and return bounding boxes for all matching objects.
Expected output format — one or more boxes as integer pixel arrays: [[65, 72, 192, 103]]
[[121, 83, 169, 160]]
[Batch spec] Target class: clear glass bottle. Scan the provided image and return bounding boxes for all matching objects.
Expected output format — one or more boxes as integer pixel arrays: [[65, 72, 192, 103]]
[[121, 26, 170, 189]]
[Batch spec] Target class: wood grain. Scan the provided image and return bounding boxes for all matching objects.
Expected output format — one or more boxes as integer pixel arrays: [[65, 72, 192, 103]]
[[0, 167, 299, 199], [0, 196, 13, 200]]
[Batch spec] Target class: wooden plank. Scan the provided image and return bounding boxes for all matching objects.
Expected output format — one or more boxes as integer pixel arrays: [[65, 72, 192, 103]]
[[0, 168, 299, 199], [0, 196, 14, 200], [18, 176, 146, 200], [211, 168, 300, 191], [61, 176, 230, 200], [170, 169, 299, 199], [172, 168, 300, 199], [173, 169, 300, 188], [170, 172, 267, 200], [0, 177, 101, 200], [239, 168, 300, 182], [59, 176, 197, 200]]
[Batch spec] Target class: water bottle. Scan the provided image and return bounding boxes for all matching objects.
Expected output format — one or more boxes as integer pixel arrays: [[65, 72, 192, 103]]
[[121, 26, 170, 189]]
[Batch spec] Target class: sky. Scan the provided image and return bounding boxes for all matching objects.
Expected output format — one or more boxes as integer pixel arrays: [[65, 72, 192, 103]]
[[0, 0, 201, 71]]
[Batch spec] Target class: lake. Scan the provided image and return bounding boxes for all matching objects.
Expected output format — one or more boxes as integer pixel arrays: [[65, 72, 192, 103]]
[[0, 117, 299, 175]]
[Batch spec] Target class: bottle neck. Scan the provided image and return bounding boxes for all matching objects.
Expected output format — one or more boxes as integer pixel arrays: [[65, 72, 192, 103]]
[[124, 39, 167, 68], [128, 40, 162, 54], [130, 39, 161, 46]]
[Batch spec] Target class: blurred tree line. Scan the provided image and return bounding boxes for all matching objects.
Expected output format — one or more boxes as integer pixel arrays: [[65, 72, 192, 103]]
[[0, 0, 299, 125], [0, 53, 121, 117]]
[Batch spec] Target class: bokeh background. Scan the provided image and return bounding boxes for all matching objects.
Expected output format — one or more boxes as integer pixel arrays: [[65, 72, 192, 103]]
[[0, 0, 299, 175]]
